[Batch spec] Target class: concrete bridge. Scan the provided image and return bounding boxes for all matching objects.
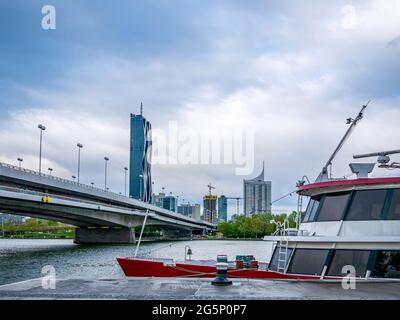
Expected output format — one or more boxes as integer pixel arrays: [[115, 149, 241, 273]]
[[0, 162, 215, 244]]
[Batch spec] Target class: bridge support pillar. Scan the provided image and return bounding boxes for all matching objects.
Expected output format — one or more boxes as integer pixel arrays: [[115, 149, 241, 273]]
[[74, 227, 136, 244]]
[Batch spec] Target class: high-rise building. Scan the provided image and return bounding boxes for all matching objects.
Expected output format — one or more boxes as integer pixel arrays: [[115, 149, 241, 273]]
[[203, 194, 217, 224], [177, 203, 201, 220], [129, 104, 152, 203], [162, 195, 177, 212], [177, 203, 191, 216], [243, 162, 272, 216], [218, 195, 228, 222], [191, 204, 201, 220], [152, 192, 165, 208]]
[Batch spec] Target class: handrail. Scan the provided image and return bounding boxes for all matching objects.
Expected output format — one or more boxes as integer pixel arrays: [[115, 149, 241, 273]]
[[0, 161, 214, 228], [0, 161, 117, 195]]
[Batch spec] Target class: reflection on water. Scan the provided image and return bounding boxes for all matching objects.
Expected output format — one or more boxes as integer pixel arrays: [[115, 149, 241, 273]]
[[0, 239, 273, 285]]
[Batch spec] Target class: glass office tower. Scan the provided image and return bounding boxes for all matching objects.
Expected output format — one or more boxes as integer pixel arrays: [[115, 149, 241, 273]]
[[129, 112, 152, 203]]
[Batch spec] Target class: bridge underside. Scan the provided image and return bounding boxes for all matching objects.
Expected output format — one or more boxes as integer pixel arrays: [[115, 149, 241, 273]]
[[0, 198, 205, 244]]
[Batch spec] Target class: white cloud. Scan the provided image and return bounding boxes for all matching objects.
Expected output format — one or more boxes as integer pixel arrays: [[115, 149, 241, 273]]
[[1, 0, 400, 216]]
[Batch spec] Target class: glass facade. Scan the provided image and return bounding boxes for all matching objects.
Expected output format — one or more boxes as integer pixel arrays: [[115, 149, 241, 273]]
[[345, 190, 386, 221], [162, 196, 177, 212], [287, 249, 329, 275], [372, 250, 400, 278], [386, 189, 400, 220], [302, 188, 400, 223], [303, 197, 321, 222], [269, 246, 400, 279], [316, 192, 349, 222], [268, 246, 400, 279], [218, 195, 228, 222], [327, 250, 370, 277], [129, 113, 152, 202]]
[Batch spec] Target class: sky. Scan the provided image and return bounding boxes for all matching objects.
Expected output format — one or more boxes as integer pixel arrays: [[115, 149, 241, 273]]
[[1, 0, 400, 218]]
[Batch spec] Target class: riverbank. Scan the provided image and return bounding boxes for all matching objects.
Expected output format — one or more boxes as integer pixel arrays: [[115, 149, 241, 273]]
[[1, 277, 400, 300]]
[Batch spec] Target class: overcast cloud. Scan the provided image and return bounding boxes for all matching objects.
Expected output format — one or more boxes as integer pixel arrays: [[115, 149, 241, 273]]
[[1, 0, 400, 217]]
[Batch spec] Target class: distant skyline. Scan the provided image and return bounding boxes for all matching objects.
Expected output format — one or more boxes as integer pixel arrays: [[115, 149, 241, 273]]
[[1, 1, 400, 220]]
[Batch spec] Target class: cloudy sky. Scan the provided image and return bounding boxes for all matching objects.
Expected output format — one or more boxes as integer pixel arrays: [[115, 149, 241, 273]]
[[1, 0, 400, 218]]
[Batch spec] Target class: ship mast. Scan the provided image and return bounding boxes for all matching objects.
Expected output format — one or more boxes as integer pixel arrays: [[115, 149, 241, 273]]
[[315, 101, 370, 182]]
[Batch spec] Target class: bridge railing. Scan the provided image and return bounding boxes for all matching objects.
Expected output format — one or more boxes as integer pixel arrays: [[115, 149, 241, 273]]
[[0, 161, 122, 196], [0, 161, 215, 228]]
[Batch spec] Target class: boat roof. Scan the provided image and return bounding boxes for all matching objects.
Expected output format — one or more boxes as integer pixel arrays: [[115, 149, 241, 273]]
[[297, 177, 400, 197]]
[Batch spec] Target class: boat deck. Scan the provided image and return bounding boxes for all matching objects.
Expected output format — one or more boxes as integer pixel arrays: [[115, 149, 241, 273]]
[[1, 277, 400, 300]]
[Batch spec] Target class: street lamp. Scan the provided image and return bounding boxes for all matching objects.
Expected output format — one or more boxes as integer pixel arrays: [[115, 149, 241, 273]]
[[48, 167, 53, 176], [104, 157, 109, 191], [38, 124, 46, 175], [91, 182, 94, 188], [72, 175, 76, 182], [77, 143, 83, 184], [17, 157, 23, 169], [139, 174, 143, 201], [124, 167, 128, 196]]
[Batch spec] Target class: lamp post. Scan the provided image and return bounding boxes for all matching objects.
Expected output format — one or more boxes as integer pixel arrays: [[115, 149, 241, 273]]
[[38, 124, 46, 175], [17, 157, 23, 169], [91, 182, 94, 188], [48, 168, 53, 176], [124, 167, 128, 196], [104, 157, 109, 191], [77, 143, 83, 183], [72, 175, 76, 182]]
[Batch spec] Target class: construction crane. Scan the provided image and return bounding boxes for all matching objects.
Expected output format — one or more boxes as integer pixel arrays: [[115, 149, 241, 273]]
[[316, 101, 370, 182], [225, 197, 243, 215], [207, 183, 215, 195]]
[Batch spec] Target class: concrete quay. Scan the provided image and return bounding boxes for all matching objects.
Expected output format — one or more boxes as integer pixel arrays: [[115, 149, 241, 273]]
[[1, 277, 400, 300]]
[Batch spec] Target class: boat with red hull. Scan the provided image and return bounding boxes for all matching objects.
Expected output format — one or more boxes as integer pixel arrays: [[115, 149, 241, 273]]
[[117, 104, 400, 282], [116, 257, 338, 281]]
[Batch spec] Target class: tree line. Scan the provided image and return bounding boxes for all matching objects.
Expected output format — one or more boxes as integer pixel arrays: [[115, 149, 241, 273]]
[[217, 211, 302, 239]]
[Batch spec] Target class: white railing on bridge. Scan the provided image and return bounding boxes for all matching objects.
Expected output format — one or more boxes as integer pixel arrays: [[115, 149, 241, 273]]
[[0, 161, 215, 228], [0, 162, 118, 197]]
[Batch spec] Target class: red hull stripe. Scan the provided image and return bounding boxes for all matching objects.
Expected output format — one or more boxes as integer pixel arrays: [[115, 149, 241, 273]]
[[116, 258, 334, 281]]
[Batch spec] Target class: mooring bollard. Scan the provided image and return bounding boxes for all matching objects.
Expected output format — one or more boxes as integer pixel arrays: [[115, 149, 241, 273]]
[[211, 262, 232, 286]]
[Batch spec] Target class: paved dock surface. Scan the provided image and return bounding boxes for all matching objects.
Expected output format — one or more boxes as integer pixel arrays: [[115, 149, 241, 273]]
[[1, 277, 400, 300]]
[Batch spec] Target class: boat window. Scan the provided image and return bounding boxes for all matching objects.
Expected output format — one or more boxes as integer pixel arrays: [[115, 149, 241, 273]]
[[386, 189, 400, 220], [327, 250, 370, 277], [345, 189, 386, 221], [316, 192, 349, 222], [268, 246, 293, 271], [287, 249, 329, 275], [303, 199, 315, 222], [308, 197, 321, 222], [303, 197, 321, 223], [372, 250, 400, 278]]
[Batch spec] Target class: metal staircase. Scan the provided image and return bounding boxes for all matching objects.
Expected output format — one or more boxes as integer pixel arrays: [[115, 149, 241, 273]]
[[277, 219, 290, 273], [277, 237, 289, 273]]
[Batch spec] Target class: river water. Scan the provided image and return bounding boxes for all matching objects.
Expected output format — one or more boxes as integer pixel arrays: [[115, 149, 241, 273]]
[[0, 239, 273, 286]]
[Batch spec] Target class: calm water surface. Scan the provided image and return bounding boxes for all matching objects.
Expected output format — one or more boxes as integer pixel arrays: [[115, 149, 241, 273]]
[[0, 239, 273, 285]]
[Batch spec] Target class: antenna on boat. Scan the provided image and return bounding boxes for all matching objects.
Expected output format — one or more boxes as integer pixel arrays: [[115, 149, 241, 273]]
[[353, 149, 400, 169], [316, 100, 371, 182]]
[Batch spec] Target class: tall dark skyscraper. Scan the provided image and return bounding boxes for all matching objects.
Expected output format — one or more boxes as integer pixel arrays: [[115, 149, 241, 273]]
[[218, 195, 228, 222], [129, 105, 152, 202]]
